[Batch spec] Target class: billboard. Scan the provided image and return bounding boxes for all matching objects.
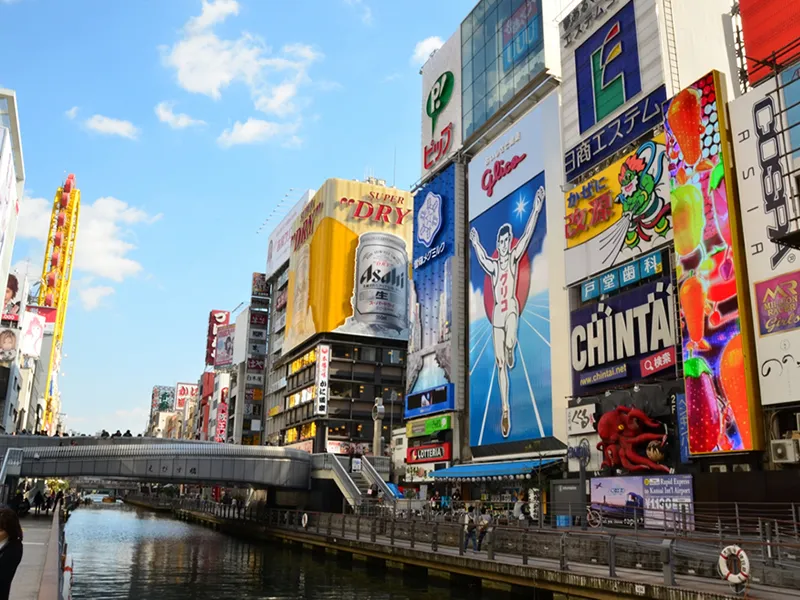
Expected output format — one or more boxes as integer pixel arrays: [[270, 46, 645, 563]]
[[560, 0, 666, 183], [739, 0, 800, 85], [215, 401, 228, 443], [284, 179, 413, 353], [468, 97, 553, 451], [19, 311, 45, 358], [175, 383, 198, 411], [0, 129, 18, 277], [570, 277, 676, 395], [590, 474, 694, 529], [205, 310, 230, 366], [0, 326, 18, 362], [265, 191, 313, 278], [251, 272, 269, 299], [215, 324, 235, 367], [564, 135, 672, 285], [405, 383, 455, 420], [729, 81, 800, 406], [664, 71, 760, 454], [407, 442, 452, 464], [315, 344, 330, 416], [421, 28, 462, 178], [408, 164, 455, 404], [25, 305, 56, 334], [406, 413, 452, 439], [151, 385, 176, 414], [3, 271, 22, 321]]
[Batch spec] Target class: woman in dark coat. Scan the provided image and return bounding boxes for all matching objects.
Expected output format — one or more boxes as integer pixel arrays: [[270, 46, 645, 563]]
[[0, 507, 23, 600]]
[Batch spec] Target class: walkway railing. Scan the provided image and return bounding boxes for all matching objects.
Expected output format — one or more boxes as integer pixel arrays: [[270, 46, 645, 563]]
[[37, 501, 66, 600], [174, 498, 800, 592]]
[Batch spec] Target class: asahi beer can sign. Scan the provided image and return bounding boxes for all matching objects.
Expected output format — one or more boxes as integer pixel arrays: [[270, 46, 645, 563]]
[[337, 232, 410, 339]]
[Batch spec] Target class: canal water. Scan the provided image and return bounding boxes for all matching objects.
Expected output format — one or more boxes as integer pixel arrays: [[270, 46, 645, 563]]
[[66, 502, 568, 599]]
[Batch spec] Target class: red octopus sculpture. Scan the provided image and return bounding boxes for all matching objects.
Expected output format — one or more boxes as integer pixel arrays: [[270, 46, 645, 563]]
[[596, 406, 669, 473]]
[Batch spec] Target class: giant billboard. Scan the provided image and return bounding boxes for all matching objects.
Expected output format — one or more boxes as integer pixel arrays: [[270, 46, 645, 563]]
[[205, 310, 230, 367], [265, 190, 314, 278], [175, 383, 198, 412], [739, 0, 800, 85], [151, 385, 176, 414], [468, 96, 555, 452], [421, 29, 462, 179], [408, 164, 455, 408], [570, 277, 677, 395], [560, 0, 666, 183], [215, 324, 235, 368], [664, 71, 761, 454], [564, 134, 672, 285], [284, 179, 413, 353]]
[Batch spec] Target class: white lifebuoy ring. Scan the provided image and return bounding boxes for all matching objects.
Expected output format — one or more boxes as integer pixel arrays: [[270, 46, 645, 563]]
[[301, 513, 309, 529], [719, 545, 750, 585]]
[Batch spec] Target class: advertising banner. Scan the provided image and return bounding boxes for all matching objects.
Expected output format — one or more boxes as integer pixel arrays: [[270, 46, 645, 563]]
[[175, 383, 198, 412], [214, 324, 235, 367], [570, 277, 676, 395], [406, 414, 452, 438], [205, 310, 230, 366], [566, 404, 597, 436], [664, 71, 760, 454], [266, 192, 312, 278], [421, 29, 462, 178], [468, 95, 556, 452], [407, 442, 452, 464], [729, 82, 800, 406], [247, 357, 265, 372], [284, 179, 413, 353], [564, 134, 672, 285], [739, 0, 800, 85], [326, 440, 370, 455], [559, 0, 666, 183], [151, 385, 176, 414], [287, 439, 314, 453], [19, 311, 45, 358], [409, 164, 455, 399], [0, 326, 18, 362], [566, 432, 604, 473], [580, 250, 663, 301], [405, 383, 454, 420], [215, 402, 228, 443], [590, 475, 644, 525], [25, 305, 56, 334], [315, 344, 330, 416], [3, 272, 22, 321], [251, 272, 269, 299], [643, 474, 694, 530], [0, 129, 18, 274]]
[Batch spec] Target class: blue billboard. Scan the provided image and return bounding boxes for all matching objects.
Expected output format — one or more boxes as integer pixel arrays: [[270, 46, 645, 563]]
[[408, 164, 455, 399], [404, 384, 455, 420], [468, 170, 551, 449]]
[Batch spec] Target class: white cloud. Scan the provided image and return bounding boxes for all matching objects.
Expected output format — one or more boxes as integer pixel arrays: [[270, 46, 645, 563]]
[[344, 0, 373, 25], [383, 73, 401, 83], [217, 118, 298, 148], [65, 106, 79, 119], [78, 285, 115, 310], [411, 36, 443, 66], [161, 0, 322, 141], [84, 114, 140, 139], [155, 102, 205, 128]]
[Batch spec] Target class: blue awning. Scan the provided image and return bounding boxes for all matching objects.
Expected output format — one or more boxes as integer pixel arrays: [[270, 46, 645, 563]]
[[385, 482, 401, 498], [430, 458, 562, 479]]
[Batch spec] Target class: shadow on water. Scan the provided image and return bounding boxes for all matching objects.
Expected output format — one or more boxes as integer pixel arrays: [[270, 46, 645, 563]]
[[66, 503, 569, 599]]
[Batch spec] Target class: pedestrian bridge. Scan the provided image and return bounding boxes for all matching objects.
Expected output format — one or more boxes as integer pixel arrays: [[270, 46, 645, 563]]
[[0, 436, 310, 489]]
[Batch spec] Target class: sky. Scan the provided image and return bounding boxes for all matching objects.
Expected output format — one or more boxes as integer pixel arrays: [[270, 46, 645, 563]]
[[1, 0, 474, 435]]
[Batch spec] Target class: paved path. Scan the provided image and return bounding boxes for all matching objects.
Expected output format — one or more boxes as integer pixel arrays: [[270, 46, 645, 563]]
[[11, 513, 56, 600]]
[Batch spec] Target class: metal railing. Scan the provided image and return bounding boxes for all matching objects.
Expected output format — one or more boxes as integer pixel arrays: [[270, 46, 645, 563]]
[[359, 457, 396, 506], [123, 494, 176, 509], [0, 448, 23, 504], [37, 500, 66, 600], [174, 498, 800, 592], [320, 453, 362, 507]]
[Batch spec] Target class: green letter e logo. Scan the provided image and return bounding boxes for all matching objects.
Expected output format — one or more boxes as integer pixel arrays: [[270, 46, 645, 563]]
[[426, 71, 454, 136]]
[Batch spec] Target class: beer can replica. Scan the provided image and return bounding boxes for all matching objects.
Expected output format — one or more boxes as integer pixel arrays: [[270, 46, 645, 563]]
[[347, 232, 409, 336]]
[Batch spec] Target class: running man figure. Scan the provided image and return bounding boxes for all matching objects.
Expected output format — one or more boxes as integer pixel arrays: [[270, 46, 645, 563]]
[[469, 186, 545, 438]]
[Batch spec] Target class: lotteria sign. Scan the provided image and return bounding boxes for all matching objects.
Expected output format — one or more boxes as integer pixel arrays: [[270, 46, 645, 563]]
[[421, 29, 462, 178], [407, 442, 452, 464], [570, 277, 676, 394]]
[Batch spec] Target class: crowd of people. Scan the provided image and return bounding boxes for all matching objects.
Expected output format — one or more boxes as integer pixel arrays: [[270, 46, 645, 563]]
[[99, 430, 134, 438]]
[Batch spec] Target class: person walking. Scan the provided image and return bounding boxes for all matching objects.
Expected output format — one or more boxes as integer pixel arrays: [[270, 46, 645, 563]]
[[0, 506, 24, 600], [477, 507, 492, 551], [32, 491, 44, 516], [462, 506, 478, 553]]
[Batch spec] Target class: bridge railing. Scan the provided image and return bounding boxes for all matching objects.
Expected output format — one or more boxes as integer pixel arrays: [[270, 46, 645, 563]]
[[173, 499, 800, 592], [359, 457, 396, 507]]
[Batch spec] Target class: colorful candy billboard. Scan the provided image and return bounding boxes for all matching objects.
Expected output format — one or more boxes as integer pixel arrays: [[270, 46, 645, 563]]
[[663, 70, 761, 454], [564, 134, 672, 285]]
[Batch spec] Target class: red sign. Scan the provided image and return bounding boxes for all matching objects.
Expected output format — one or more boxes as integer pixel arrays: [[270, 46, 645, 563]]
[[740, 0, 800, 84], [25, 305, 56, 333], [250, 311, 268, 327], [175, 383, 198, 411], [639, 347, 676, 377], [407, 442, 451, 464], [423, 122, 454, 170], [338, 196, 411, 226], [205, 310, 230, 366], [215, 401, 228, 443], [247, 358, 265, 372], [481, 154, 527, 197]]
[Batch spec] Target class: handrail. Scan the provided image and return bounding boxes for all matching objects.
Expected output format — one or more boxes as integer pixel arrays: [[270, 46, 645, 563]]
[[325, 453, 362, 507], [0, 448, 23, 483], [360, 456, 396, 506], [37, 500, 64, 600]]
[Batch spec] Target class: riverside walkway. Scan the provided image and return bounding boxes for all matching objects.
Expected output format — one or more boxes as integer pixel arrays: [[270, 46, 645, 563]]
[[170, 499, 800, 600], [11, 508, 64, 600]]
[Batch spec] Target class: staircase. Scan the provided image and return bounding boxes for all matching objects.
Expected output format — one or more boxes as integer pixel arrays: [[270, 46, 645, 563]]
[[350, 470, 372, 496]]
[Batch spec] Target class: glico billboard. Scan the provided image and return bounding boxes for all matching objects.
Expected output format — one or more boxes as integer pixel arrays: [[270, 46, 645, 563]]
[[467, 93, 560, 456], [407, 164, 455, 416], [663, 71, 761, 455], [205, 310, 230, 367], [284, 179, 413, 353]]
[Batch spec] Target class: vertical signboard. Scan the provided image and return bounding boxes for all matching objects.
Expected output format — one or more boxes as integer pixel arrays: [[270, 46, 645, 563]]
[[409, 164, 455, 405], [468, 95, 555, 454], [151, 385, 176, 414], [559, 0, 666, 183], [215, 324, 235, 367], [215, 400, 228, 443], [266, 191, 314, 278], [664, 71, 760, 454], [421, 29, 462, 178], [315, 344, 330, 416], [729, 82, 800, 405], [205, 310, 230, 366], [175, 383, 198, 412]]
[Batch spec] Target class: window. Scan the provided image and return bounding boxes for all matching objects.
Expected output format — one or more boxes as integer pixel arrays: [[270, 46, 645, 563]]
[[329, 381, 353, 398], [355, 346, 378, 362], [332, 344, 353, 359], [384, 349, 405, 365], [353, 363, 376, 382]]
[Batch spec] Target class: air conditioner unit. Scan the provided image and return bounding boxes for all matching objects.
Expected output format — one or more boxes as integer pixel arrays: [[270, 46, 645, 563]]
[[709, 464, 727, 473], [770, 439, 800, 464]]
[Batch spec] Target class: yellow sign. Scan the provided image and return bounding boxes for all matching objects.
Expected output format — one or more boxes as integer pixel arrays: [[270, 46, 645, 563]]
[[563, 134, 672, 284], [284, 179, 413, 353]]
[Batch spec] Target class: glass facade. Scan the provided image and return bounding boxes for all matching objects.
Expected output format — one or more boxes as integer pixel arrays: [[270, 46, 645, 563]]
[[461, 0, 545, 139]]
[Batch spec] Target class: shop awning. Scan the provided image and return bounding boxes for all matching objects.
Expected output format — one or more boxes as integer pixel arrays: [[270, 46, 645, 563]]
[[430, 458, 562, 479], [386, 482, 401, 498]]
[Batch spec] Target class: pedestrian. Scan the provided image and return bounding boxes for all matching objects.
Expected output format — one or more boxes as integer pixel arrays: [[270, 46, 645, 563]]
[[0, 506, 23, 600], [33, 491, 44, 516], [477, 507, 491, 551], [123, 430, 132, 437], [462, 506, 478, 553]]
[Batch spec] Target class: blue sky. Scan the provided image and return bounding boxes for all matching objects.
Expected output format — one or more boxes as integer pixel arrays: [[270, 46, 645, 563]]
[[2, 0, 473, 434]]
